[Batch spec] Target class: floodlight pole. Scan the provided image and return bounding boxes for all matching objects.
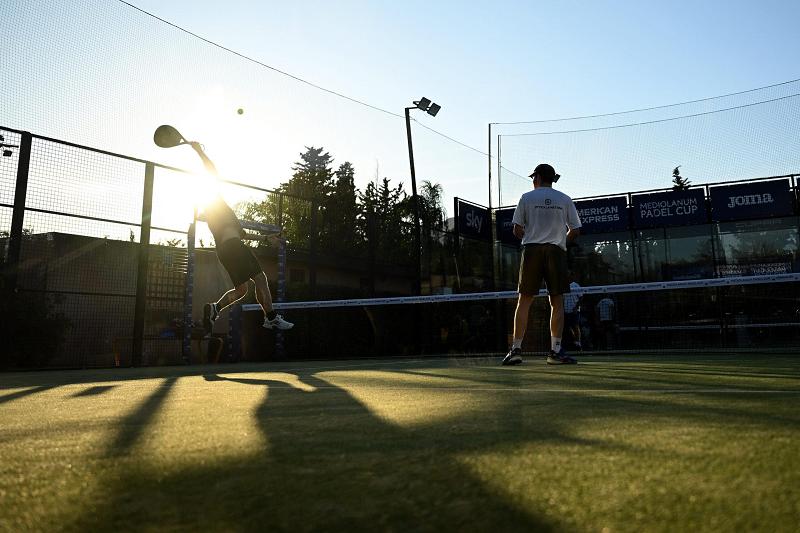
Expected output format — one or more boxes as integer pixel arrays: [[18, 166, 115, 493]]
[[488, 123, 494, 210], [405, 106, 423, 295]]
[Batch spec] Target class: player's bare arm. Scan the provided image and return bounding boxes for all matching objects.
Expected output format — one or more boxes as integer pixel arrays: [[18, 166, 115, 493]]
[[189, 141, 219, 176], [566, 227, 580, 242]]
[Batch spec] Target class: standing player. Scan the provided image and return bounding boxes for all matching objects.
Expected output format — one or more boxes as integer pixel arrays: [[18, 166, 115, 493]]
[[595, 295, 617, 350], [185, 141, 294, 333], [502, 164, 581, 366], [563, 272, 583, 351]]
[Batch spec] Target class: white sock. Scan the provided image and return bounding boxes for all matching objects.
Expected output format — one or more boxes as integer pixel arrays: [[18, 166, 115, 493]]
[[551, 337, 562, 352], [512, 338, 523, 350]]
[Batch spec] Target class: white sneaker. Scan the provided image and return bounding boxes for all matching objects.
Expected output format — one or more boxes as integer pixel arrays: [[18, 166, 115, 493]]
[[263, 314, 294, 330]]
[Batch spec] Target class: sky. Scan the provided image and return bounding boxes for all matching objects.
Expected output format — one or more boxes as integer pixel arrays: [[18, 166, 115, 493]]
[[2, 0, 800, 224]]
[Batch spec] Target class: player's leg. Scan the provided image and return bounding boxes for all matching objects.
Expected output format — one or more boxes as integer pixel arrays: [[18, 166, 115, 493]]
[[549, 294, 565, 350], [204, 282, 249, 331], [502, 293, 534, 366], [216, 282, 250, 311], [253, 272, 293, 330], [503, 245, 543, 366], [544, 245, 577, 365], [571, 319, 582, 351], [512, 293, 535, 344], [204, 239, 254, 332]]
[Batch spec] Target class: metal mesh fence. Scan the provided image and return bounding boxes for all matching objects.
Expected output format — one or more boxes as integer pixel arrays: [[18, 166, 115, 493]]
[[0, 130, 21, 206], [2, 125, 799, 369]]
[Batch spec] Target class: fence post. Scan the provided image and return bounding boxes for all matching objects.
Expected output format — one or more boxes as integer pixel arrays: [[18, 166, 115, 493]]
[[6, 132, 32, 297], [309, 201, 318, 299], [182, 216, 196, 363], [275, 237, 286, 359], [132, 163, 154, 367], [367, 210, 376, 296]]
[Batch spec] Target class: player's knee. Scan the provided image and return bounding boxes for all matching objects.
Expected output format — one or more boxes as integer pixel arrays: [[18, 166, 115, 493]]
[[517, 293, 534, 309]]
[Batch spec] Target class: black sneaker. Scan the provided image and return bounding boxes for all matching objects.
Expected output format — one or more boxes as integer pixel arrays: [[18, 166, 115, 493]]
[[502, 348, 523, 366], [547, 349, 577, 365], [203, 302, 219, 333]]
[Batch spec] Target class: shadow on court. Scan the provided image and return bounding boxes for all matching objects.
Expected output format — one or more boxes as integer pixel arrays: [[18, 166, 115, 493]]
[[70, 385, 117, 398], [106, 377, 178, 456], [65, 370, 556, 531], [13, 355, 799, 531], [0, 385, 60, 405]]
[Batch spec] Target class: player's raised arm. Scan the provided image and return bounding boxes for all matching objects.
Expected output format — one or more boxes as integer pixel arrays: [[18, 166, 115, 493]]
[[189, 141, 219, 176]]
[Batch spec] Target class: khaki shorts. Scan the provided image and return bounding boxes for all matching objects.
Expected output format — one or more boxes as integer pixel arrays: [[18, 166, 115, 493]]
[[518, 243, 570, 296]]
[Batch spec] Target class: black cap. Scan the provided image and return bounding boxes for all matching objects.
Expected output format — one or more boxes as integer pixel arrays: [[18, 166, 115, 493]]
[[529, 163, 560, 182]]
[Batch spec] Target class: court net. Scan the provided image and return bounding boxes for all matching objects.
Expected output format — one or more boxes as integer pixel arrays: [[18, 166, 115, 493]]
[[235, 273, 800, 359]]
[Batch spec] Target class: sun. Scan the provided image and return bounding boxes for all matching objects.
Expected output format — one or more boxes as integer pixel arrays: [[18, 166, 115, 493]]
[[150, 167, 221, 242]]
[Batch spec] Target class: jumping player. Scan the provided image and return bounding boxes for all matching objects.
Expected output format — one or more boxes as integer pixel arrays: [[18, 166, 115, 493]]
[[502, 163, 581, 366], [186, 141, 294, 333]]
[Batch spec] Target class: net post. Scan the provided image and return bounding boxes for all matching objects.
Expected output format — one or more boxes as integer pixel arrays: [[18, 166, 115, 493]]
[[229, 304, 242, 362], [132, 162, 154, 367]]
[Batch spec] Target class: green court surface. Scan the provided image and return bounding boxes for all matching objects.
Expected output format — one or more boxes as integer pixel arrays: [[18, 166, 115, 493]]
[[1, 354, 799, 532]]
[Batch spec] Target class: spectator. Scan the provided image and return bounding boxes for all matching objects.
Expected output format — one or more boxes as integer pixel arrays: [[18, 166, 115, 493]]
[[596, 296, 617, 350], [562, 273, 582, 351]]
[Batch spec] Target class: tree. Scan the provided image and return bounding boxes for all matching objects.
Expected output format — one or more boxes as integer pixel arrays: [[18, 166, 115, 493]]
[[324, 162, 359, 255], [672, 166, 691, 190], [240, 147, 335, 249], [237, 145, 446, 279], [419, 180, 446, 232], [357, 177, 412, 264]]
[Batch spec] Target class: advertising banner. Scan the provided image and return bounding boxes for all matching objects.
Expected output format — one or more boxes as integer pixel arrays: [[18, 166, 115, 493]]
[[632, 189, 707, 228], [457, 200, 491, 241], [575, 196, 629, 234], [494, 207, 517, 244], [710, 179, 794, 222]]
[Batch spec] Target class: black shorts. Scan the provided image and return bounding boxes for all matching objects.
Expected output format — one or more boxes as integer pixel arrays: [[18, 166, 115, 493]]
[[216, 239, 262, 287], [518, 243, 569, 296]]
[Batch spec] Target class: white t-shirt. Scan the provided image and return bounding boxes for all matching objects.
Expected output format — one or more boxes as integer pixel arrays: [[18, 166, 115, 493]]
[[563, 282, 581, 313], [512, 187, 581, 250], [597, 298, 616, 321]]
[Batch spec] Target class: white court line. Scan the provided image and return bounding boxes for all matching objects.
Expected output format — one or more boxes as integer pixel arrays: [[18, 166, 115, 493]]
[[207, 381, 800, 394], [212, 356, 800, 377], [216, 358, 464, 375]]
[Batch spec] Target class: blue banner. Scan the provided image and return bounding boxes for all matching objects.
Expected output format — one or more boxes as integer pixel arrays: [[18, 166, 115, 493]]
[[457, 200, 491, 241], [575, 196, 629, 234], [632, 189, 707, 228], [494, 207, 517, 244], [710, 180, 794, 222]]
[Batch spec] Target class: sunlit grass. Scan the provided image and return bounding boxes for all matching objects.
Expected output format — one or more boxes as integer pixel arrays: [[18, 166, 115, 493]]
[[1, 355, 798, 532]]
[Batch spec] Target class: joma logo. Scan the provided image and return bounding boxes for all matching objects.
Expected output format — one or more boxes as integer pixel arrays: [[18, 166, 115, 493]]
[[727, 193, 774, 208]]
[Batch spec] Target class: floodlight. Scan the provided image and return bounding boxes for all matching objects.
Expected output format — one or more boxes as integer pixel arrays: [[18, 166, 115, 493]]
[[427, 103, 441, 117], [415, 97, 431, 111]]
